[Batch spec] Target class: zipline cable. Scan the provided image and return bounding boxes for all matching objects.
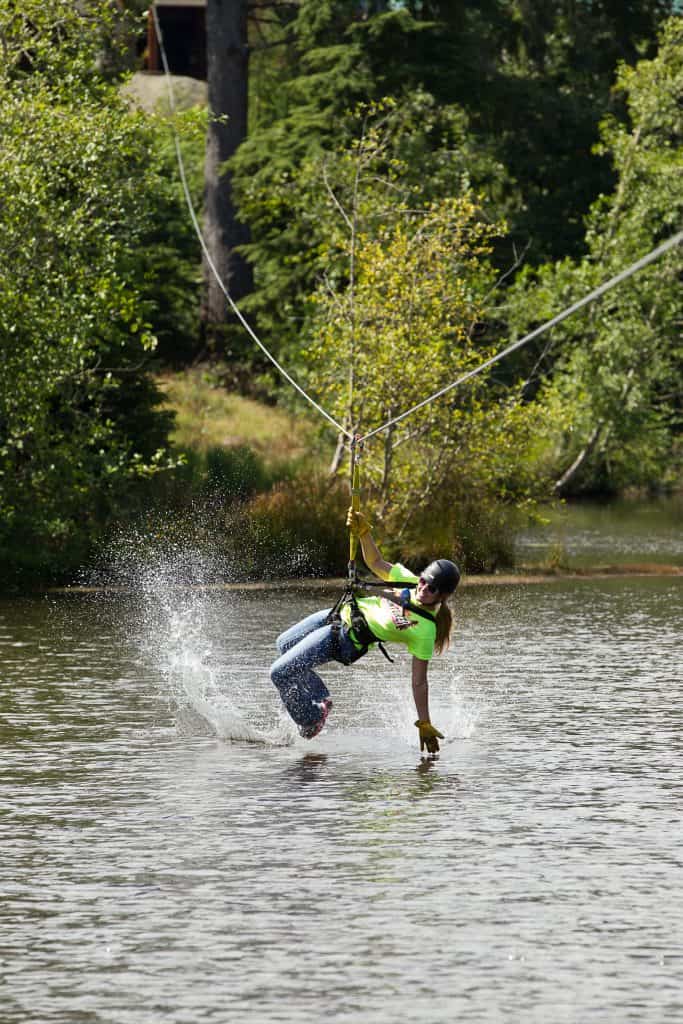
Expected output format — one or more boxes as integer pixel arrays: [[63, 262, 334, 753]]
[[151, 7, 681, 451], [358, 229, 683, 443], [150, 5, 352, 440]]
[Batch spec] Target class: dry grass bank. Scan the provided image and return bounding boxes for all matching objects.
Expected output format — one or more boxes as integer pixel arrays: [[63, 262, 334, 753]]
[[157, 367, 326, 467]]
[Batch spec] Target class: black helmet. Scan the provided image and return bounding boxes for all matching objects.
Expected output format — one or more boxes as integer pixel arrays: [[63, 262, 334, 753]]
[[421, 558, 460, 596]]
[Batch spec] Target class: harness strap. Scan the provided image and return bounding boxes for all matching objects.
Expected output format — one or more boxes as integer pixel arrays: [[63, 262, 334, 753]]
[[326, 583, 437, 665], [325, 587, 395, 663], [326, 588, 369, 665], [348, 593, 394, 663]]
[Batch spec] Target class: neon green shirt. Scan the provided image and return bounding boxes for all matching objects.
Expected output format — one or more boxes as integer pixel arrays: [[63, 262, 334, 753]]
[[341, 563, 438, 661]]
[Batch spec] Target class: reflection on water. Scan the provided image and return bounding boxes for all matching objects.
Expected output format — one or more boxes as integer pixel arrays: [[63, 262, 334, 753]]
[[516, 495, 683, 567], [1, 576, 682, 1023]]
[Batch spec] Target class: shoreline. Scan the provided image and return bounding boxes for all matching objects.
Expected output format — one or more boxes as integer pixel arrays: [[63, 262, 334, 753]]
[[35, 562, 683, 595]]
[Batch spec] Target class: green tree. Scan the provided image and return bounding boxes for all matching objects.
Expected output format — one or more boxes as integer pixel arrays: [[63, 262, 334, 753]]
[[506, 16, 683, 496], [296, 108, 545, 564], [232, 88, 510, 372], [0, 0, 200, 579], [461, 1, 677, 260], [228, 0, 676, 393]]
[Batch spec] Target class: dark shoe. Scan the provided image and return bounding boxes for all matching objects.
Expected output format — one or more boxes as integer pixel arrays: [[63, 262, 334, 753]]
[[299, 698, 333, 740]]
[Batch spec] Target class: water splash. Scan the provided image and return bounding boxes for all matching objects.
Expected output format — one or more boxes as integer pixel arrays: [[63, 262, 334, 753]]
[[86, 523, 298, 747], [151, 577, 298, 746], [80, 514, 488, 753]]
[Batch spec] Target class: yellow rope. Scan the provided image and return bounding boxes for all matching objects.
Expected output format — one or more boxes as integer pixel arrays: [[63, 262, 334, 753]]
[[349, 453, 361, 567]]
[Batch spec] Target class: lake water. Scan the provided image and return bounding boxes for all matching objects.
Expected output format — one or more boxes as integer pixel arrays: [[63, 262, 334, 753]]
[[515, 496, 683, 568], [2, 570, 682, 1023]]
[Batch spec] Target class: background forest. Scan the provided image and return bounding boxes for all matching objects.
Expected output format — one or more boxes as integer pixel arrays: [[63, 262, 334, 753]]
[[0, 0, 681, 585]]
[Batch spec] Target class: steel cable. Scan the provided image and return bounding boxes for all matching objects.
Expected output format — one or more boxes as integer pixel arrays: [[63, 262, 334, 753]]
[[151, 6, 352, 439], [358, 229, 683, 442], [151, 8, 682, 449]]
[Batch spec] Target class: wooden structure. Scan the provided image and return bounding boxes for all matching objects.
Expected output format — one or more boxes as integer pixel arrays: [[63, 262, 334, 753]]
[[147, 0, 207, 80]]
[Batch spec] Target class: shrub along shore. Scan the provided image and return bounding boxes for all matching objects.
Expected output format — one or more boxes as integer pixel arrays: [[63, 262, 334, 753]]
[[14, 370, 679, 594], [2, 367, 680, 593], [3, 8, 681, 591]]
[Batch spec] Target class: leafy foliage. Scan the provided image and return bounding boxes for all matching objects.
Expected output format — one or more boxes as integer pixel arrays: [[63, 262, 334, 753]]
[[455, 0, 677, 260], [294, 107, 546, 562], [234, 0, 679, 332], [1, 0, 680, 583], [232, 89, 510, 364], [0, 0, 201, 579], [506, 16, 683, 495]]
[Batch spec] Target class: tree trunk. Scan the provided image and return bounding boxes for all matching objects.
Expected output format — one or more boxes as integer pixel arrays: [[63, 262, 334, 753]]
[[329, 432, 347, 476], [554, 366, 637, 495], [554, 421, 605, 496], [202, 0, 252, 341]]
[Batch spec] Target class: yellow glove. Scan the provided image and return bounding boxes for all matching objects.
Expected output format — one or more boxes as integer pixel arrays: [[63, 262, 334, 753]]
[[415, 720, 444, 754], [346, 508, 372, 538]]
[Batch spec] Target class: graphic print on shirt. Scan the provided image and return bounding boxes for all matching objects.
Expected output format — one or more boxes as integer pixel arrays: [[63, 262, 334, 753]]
[[382, 598, 417, 632]]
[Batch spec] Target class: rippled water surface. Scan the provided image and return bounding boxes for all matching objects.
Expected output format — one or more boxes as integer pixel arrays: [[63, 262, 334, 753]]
[[2, 575, 682, 1023], [515, 496, 683, 566]]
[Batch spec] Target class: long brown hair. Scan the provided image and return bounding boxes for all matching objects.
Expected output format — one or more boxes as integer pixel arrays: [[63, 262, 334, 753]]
[[434, 601, 453, 655]]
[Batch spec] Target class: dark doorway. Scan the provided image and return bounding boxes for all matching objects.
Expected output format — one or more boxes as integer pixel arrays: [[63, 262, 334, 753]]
[[147, 4, 207, 80]]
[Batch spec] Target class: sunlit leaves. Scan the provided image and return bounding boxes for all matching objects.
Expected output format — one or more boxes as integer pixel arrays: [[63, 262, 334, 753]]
[[507, 16, 683, 495], [0, 0, 196, 576], [298, 108, 546, 550]]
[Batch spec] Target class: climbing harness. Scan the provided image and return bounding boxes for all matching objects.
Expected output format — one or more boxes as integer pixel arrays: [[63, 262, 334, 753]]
[[326, 436, 437, 665], [326, 584, 392, 664], [327, 434, 395, 662], [326, 580, 438, 665]]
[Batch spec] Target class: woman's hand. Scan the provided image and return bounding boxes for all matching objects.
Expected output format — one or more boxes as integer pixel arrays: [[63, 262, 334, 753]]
[[415, 720, 445, 754], [346, 508, 393, 578], [412, 658, 443, 753], [346, 507, 372, 538]]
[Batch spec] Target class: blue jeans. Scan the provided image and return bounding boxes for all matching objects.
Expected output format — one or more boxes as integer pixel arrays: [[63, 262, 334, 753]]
[[270, 609, 363, 729]]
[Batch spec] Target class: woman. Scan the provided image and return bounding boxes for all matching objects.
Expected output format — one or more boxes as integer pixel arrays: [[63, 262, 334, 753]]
[[269, 509, 460, 753]]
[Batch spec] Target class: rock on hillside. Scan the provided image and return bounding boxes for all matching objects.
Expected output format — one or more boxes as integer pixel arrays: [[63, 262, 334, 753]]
[[121, 71, 207, 113]]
